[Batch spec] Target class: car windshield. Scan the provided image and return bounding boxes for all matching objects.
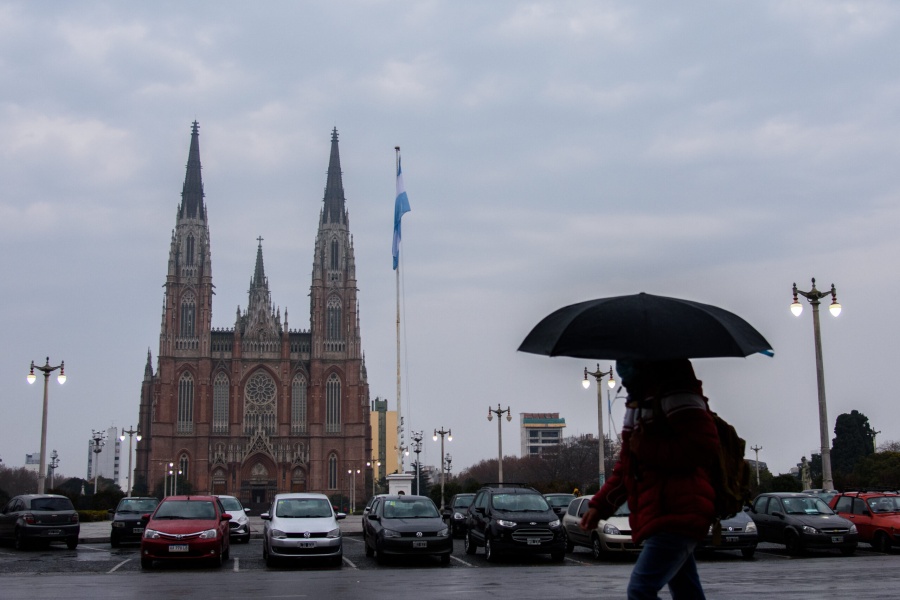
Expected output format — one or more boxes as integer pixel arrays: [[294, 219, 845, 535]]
[[218, 497, 244, 511], [492, 493, 550, 512], [546, 495, 575, 508], [118, 499, 159, 513], [31, 497, 74, 511], [867, 496, 900, 513], [453, 495, 474, 508], [275, 498, 333, 518], [781, 497, 832, 515], [154, 500, 216, 520], [383, 498, 440, 519]]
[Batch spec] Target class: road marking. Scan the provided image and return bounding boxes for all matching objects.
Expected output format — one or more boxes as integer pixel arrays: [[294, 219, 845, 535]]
[[451, 555, 476, 567], [565, 556, 591, 565], [77, 545, 109, 552], [108, 559, 130, 573], [233, 557, 240, 572], [344, 537, 362, 544], [342, 556, 358, 569]]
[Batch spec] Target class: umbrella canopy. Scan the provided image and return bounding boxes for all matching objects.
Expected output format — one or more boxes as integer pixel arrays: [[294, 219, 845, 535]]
[[518, 293, 773, 361]]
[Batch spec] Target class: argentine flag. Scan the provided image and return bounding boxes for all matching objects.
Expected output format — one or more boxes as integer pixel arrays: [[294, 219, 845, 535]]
[[392, 156, 411, 270]]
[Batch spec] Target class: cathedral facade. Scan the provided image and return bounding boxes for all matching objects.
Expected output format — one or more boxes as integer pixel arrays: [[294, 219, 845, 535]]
[[135, 122, 371, 510]]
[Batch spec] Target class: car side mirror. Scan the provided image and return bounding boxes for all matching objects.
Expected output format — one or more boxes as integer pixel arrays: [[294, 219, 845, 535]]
[[772, 511, 785, 519], [142, 513, 152, 520], [260, 512, 271, 521], [244, 508, 252, 514], [368, 514, 380, 521], [222, 513, 232, 521], [107, 508, 115, 514], [335, 512, 347, 520]]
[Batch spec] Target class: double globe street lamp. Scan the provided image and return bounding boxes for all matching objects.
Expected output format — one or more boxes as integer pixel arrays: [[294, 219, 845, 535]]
[[791, 278, 842, 491], [433, 427, 452, 511], [120, 426, 142, 497], [583, 365, 616, 486], [487, 406, 511, 486], [27, 357, 66, 494]]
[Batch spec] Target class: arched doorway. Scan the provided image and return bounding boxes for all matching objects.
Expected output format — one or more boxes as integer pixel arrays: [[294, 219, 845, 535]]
[[291, 467, 307, 493], [240, 455, 277, 513]]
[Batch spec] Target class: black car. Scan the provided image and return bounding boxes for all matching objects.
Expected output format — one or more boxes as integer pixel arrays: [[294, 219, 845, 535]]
[[696, 509, 758, 559], [363, 494, 452, 566], [109, 497, 160, 547], [750, 492, 858, 556], [464, 485, 566, 562], [0, 494, 80, 550], [443, 493, 475, 537]]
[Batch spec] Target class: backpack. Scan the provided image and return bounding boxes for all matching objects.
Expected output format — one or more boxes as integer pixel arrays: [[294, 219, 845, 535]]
[[709, 411, 752, 544]]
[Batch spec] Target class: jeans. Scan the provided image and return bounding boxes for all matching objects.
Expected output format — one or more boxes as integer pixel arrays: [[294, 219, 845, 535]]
[[627, 532, 705, 600]]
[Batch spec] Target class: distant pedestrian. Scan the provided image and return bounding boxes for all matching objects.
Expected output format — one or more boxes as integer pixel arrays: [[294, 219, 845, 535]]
[[580, 359, 720, 599]]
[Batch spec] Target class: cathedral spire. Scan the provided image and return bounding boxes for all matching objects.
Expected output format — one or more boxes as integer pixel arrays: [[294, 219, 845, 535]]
[[322, 127, 346, 224], [252, 236, 267, 288], [179, 120, 205, 220]]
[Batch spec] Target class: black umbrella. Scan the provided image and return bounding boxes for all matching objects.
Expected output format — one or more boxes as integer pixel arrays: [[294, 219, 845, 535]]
[[518, 292, 773, 361]]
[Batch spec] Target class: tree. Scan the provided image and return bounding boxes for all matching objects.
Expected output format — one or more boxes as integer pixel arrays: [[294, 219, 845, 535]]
[[832, 410, 876, 476], [854, 451, 900, 489], [770, 473, 802, 492]]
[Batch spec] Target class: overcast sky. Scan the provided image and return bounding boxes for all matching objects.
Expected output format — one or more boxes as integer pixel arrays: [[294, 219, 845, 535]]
[[2, 1, 899, 486]]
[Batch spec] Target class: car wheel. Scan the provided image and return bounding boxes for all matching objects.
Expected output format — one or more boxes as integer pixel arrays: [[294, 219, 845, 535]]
[[14, 529, 29, 551], [485, 537, 498, 562], [211, 549, 224, 568], [110, 533, 120, 548], [141, 557, 153, 569], [591, 534, 603, 560], [464, 531, 477, 555], [66, 537, 78, 550], [440, 552, 451, 566], [873, 532, 892, 553], [741, 547, 756, 559], [784, 531, 803, 556], [376, 547, 387, 565], [333, 554, 343, 567], [365, 540, 375, 557], [223, 542, 230, 561], [563, 529, 574, 553]]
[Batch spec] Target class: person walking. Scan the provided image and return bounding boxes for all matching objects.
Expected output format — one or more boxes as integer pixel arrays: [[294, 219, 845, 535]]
[[580, 359, 720, 599]]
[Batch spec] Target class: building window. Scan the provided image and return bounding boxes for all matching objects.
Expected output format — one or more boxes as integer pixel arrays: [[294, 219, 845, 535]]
[[330, 238, 339, 270], [243, 371, 277, 436], [291, 375, 307, 434], [328, 453, 338, 490], [326, 296, 342, 341], [180, 294, 195, 337], [186, 234, 195, 266], [213, 372, 229, 434], [179, 454, 189, 481], [177, 372, 194, 433], [325, 374, 341, 433]]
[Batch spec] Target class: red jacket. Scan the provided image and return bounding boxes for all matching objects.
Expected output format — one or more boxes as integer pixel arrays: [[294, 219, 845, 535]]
[[588, 392, 719, 543]]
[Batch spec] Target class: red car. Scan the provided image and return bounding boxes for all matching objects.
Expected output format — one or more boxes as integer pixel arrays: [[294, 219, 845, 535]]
[[140, 495, 232, 568], [830, 491, 900, 553]]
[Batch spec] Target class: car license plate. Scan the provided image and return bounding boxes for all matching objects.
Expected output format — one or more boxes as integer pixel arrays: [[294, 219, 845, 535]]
[[47, 529, 62, 536], [133, 527, 144, 534], [299, 541, 315, 548], [527, 538, 540, 545], [832, 536, 844, 543], [412, 541, 427, 548], [169, 544, 189, 552], [726, 536, 739, 543]]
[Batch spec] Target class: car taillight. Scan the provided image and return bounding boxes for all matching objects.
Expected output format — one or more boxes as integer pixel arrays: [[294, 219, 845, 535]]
[[23, 513, 35, 525]]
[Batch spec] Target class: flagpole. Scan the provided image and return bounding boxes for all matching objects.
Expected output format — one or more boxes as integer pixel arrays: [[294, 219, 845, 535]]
[[395, 146, 404, 473]]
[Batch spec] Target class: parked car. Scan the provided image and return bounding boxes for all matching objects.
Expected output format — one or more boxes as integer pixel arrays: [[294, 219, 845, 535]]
[[829, 491, 900, 552], [140, 495, 232, 568], [464, 485, 566, 562], [562, 495, 641, 559], [750, 492, 857, 556], [261, 492, 345, 567], [0, 494, 79, 550], [697, 509, 758, 559], [363, 494, 452, 565], [108, 496, 159, 547], [363, 494, 388, 518], [543, 493, 576, 518], [802, 489, 840, 505], [443, 493, 475, 537], [215, 495, 251, 543]]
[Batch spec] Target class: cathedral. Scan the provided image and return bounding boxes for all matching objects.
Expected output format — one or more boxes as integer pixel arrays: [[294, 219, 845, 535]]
[[135, 122, 372, 511]]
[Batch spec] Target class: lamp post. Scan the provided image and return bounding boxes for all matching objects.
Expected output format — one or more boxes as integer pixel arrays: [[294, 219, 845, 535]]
[[750, 445, 762, 487], [26, 357, 66, 494], [791, 278, 841, 491], [120, 426, 142, 497], [444, 453, 452, 481], [366, 457, 381, 496], [487, 405, 511, 487], [48, 450, 60, 491], [411, 431, 424, 495], [583, 365, 616, 486], [90, 430, 106, 495], [433, 428, 452, 511], [347, 467, 360, 513]]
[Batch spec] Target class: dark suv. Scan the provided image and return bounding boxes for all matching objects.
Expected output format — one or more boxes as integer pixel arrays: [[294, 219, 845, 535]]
[[463, 485, 565, 562], [108, 497, 160, 547]]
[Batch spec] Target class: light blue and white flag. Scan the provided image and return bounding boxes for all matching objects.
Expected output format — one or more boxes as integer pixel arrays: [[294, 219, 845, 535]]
[[392, 155, 411, 270]]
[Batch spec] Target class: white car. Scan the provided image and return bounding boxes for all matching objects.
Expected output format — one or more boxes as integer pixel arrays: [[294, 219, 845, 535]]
[[261, 493, 345, 567], [562, 495, 641, 559], [215, 495, 251, 543]]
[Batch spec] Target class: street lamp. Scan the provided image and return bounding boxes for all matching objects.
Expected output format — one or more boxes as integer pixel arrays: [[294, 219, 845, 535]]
[[433, 427, 452, 511], [48, 450, 60, 491], [791, 278, 842, 491], [90, 430, 106, 495], [411, 431, 424, 495], [366, 457, 381, 496], [583, 365, 616, 486], [347, 467, 360, 513], [26, 357, 66, 494], [487, 405, 511, 487], [120, 426, 142, 497]]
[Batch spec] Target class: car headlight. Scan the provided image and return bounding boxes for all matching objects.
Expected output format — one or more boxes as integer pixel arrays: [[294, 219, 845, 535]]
[[198, 529, 218, 539], [849, 524, 858, 534], [801, 525, 820, 535], [143, 528, 161, 539], [383, 529, 401, 538], [271, 529, 287, 538], [453, 513, 465, 520], [112, 522, 125, 528], [437, 527, 449, 537], [236, 515, 248, 525], [744, 521, 757, 533], [548, 519, 560, 529], [496, 519, 517, 528], [327, 527, 341, 539], [603, 522, 622, 535]]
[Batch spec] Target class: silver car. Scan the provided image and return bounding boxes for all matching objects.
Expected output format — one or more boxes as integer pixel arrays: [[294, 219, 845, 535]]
[[215, 495, 251, 543], [261, 493, 345, 567], [562, 495, 641, 559]]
